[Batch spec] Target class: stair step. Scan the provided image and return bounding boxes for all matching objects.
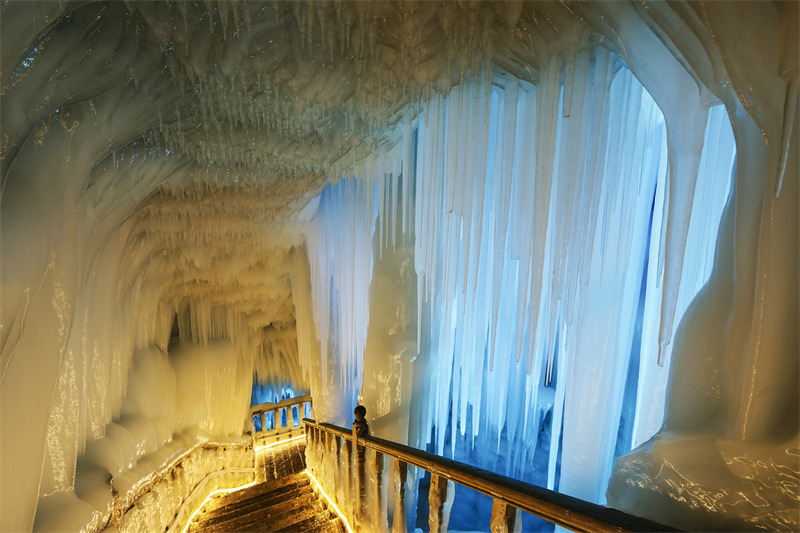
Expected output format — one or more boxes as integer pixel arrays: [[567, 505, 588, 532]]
[[197, 473, 309, 517], [197, 490, 324, 532], [187, 470, 345, 533], [260, 441, 307, 483], [313, 516, 347, 533], [231, 472, 310, 500], [270, 514, 337, 532], [197, 484, 315, 528], [250, 501, 333, 533]]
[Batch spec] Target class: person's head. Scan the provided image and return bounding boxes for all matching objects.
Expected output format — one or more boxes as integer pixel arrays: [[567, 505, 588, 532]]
[[354, 405, 366, 419]]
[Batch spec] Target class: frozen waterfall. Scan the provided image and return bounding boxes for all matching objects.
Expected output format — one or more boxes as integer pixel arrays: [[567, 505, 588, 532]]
[[298, 56, 741, 527]]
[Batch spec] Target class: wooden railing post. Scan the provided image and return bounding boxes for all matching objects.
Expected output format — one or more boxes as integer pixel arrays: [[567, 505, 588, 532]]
[[353, 405, 370, 532], [259, 411, 266, 432], [428, 474, 454, 533], [334, 434, 344, 508], [355, 442, 367, 531], [273, 408, 280, 432], [305, 424, 313, 471], [288, 405, 296, 428], [344, 436, 354, 524], [490, 499, 521, 533], [323, 430, 335, 499], [392, 459, 408, 533], [372, 450, 387, 532]]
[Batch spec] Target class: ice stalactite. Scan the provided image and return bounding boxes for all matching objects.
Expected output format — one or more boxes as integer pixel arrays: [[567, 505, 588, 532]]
[[406, 52, 679, 506], [296, 126, 419, 430], [298, 44, 737, 518], [299, 176, 380, 425], [291, 245, 325, 413], [605, 2, 799, 530], [631, 105, 736, 448], [296, 35, 746, 526], [362, 155, 419, 444], [251, 326, 310, 404]]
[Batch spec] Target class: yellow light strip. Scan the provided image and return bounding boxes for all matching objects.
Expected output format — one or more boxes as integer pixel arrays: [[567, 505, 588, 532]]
[[254, 433, 306, 452], [181, 480, 257, 533], [304, 468, 355, 533]]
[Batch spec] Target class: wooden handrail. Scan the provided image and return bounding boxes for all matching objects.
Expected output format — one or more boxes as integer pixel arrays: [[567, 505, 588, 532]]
[[249, 393, 312, 415], [246, 395, 313, 442], [304, 418, 677, 533]]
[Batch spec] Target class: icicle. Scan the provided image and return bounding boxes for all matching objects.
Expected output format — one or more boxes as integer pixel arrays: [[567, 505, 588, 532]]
[[402, 113, 413, 237], [774, 77, 798, 198]]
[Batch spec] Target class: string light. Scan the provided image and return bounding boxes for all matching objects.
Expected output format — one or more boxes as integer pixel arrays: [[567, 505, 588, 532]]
[[304, 468, 355, 533], [182, 435, 308, 532], [181, 480, 258, 533], [255, 433, 306, 452]]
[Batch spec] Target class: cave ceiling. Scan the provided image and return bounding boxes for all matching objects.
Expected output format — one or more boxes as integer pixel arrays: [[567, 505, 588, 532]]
[[0, 0, 625, 331]]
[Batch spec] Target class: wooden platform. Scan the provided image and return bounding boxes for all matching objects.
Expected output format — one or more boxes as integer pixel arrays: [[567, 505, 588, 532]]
[[187, 438, 345, 533]]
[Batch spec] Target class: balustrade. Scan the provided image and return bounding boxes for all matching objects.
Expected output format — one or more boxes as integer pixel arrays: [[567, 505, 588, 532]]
[[304, 408, 678, 533], [248, 394, 312, 446]]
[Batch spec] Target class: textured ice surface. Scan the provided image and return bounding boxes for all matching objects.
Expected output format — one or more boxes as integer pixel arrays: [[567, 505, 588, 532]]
[[34, 338, 255, 531], [34, 431, 254, 533], [1, 1, 797, 532], [608, 432, 800, 532], [405, 60, 671, 505]]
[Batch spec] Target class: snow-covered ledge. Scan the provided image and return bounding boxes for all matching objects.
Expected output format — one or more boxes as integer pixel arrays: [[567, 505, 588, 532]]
[[33, 430, 255, 533]]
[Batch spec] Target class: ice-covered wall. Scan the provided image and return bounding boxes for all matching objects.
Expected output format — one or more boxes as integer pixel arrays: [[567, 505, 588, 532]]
[[1, 1, 797, 532]]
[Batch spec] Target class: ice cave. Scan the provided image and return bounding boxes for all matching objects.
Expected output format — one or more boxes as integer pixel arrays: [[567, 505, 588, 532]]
[[0, 1, 797, 532]]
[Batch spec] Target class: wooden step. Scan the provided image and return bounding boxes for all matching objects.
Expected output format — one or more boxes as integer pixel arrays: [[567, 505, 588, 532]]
[[204, 492, 325, 532], [260, 440, 307, 483], [268, 510, 342, 533], [188, 471, 345, 533], [203, 471, 309, 510], [196, 475, 311, 522], [197, 484, 315, 529], [249, 498, 333, 533]]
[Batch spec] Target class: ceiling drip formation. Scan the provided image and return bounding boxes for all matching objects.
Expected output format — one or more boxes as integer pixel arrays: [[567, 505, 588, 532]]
[[1, 0, 605, 345], [2, 0, 599, 187], [140, 185, 299, 329]]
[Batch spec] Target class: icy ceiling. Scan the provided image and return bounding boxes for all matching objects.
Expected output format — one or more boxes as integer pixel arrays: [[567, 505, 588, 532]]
[[4, 0, 791, 336], [3, 0, 554, 182], [2, 0, 610, 332]]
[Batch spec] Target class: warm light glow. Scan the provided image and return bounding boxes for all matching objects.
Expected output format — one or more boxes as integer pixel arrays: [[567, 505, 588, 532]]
[[180, 435, 307, 532], [181, 480, 258, 533], [254, 433, 306, 452], [304, 468, 355, 533]]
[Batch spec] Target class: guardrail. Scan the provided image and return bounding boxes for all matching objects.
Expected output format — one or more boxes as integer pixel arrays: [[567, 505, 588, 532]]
[[303, 415, 677, 533], [248, 394, 312, 445]]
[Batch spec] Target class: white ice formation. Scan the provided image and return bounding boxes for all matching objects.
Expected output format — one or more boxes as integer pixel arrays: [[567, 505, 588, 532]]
[[1, 2, 797, 532]]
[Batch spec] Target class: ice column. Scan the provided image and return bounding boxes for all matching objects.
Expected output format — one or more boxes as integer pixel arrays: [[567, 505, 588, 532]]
[[406, 47, 730, 507], [631, 105, 735, 448], [300, 177, 380, 424]]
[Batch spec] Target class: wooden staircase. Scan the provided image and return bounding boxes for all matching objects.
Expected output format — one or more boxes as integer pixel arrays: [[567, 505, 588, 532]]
[[186, 432, 345, 533], [187, 471, 345, 533]]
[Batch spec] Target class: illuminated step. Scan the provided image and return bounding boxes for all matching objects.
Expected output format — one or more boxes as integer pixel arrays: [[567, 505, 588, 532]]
[[187, 472, 344, 533]]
